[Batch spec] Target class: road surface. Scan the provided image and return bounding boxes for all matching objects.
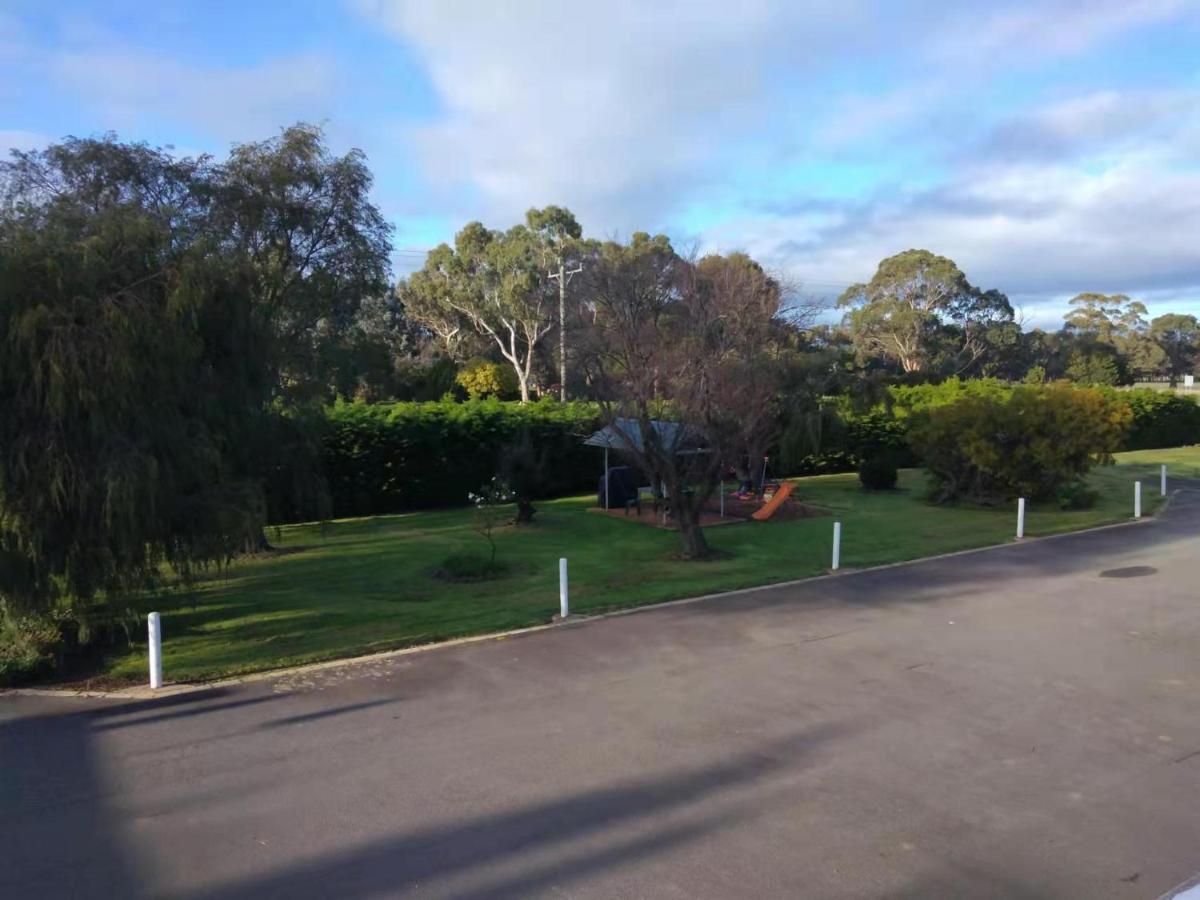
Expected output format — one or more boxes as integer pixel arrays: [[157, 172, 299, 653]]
[[5, 491, 1200, 898]]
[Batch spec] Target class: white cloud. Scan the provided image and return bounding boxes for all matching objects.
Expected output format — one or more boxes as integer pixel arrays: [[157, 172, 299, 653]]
[[47, 47, 336, 144], [926, 0, 1192, 65], [0, 129, 52, 154], [707, 151, 1200, 313], [354, 0, 869, 231]]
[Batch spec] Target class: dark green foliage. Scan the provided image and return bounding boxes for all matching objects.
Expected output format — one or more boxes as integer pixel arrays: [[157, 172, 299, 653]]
[[1057, 481, 1099, 510], [0, 142, 269, 625], [0, 612, 60, 685], [858, 454, 899, 491], [1066, 347, 1123, 385], [317, 399, 603, 519], [776, 406, 909, 475], [1117, 390, 1200, 450], [500, 430, 549, 523], [0, 125, 391, 670], [907, 384, 1131, 503]]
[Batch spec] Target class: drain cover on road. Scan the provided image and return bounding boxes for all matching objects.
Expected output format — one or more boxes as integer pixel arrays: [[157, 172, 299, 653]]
[[1099, 566, 1158, 578]]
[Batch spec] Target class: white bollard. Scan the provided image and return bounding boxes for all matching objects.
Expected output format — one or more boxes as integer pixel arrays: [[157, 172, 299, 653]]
[[1016, 497, 1026, 539], [148, 611, 163, 690], [1134, 481, 1142, 519], [1161, 464, 1167, 497], [832, 521, 842, 571], [558, 557, 569, 618]]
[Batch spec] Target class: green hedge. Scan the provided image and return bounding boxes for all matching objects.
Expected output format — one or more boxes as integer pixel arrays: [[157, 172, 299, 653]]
[[891, 380, 1200, 452], [318, 399, 604, 520], [773, 379, 1200, 477], [1113, 390, 1200, 450], [283, 383, 1200, 523]]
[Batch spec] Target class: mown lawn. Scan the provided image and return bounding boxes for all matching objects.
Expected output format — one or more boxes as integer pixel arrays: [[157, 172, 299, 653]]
[[104, 448, 1193, 683]]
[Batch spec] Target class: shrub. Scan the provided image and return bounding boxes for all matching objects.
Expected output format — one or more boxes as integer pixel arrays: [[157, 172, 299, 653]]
[[1057, 481, 1099, 510], [0, 612, 61, 686], [455, 358, 519, 399], [500, 430, 548, 524], [858, 454, 899, 491], [907, 383, 1131, 504], [890, 377, 1014, 417], [1117, 390, 1200, 450], [775, 404, 910, 476]]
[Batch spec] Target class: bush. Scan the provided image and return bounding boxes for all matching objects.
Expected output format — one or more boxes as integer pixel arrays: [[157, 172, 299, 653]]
[[858, 454, 899, 491], [775, 404, 910, 476], [890, 377, 1014, 417], [0, 612, 61, 686], [1057, 481, 1099, 510], [313, 398, 604, 521], [1116, 390, 1200, 450], [455, 358, 519, 399], [907, 383, 1131, 504]]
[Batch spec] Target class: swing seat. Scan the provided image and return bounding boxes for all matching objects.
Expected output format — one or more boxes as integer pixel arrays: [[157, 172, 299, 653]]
[[752, 482, 794, 521]]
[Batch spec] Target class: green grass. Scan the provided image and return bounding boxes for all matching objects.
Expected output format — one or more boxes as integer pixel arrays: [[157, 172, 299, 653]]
[[103, 448, 1194, 684]]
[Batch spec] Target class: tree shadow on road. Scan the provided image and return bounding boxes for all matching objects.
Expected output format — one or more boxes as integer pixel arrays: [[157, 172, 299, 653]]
[[166, 723, 850, 900]]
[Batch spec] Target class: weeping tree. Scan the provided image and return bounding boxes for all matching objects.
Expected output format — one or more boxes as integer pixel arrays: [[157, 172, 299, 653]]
[[0, 141, 268, 647], [0, 125, 391, 672]]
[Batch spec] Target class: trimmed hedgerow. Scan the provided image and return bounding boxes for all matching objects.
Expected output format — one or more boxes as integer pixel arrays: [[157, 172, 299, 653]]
[[317, 398, 604, 520]]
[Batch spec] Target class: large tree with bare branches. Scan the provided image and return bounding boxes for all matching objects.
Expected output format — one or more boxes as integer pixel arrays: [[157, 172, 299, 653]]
[[581, 236, 789, 558]]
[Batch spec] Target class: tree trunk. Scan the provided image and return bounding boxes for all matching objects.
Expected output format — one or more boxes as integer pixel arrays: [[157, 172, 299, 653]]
[[676, 504, 711, 559], [244, 528, 274, 555], [514, 499, 536, 524], [558, 261, 568, 402]]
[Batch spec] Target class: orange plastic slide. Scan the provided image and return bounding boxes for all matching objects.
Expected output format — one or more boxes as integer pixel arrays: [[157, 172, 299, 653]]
[[751, 481, 794, 521]]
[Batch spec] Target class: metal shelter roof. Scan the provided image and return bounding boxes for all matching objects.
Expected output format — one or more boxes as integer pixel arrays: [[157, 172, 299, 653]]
[[582, 418, 707, 454]]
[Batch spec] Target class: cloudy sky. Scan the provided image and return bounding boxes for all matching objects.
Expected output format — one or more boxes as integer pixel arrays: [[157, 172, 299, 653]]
[[3, 0, 1199, 326]]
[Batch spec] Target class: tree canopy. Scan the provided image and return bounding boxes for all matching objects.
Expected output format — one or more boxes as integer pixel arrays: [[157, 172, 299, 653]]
[[838, 249, 1013, 375], [0, 125, 391, 631]]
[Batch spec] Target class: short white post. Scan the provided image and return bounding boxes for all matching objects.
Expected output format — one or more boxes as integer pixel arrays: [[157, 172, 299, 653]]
[[1016, 497, 1026, 539], [1161, 464, 1167, 497], [558, 557, 569, 618], [147, 611, 163, 690], [1134, 481, 1142, 519], [832, 521, 842, 571]]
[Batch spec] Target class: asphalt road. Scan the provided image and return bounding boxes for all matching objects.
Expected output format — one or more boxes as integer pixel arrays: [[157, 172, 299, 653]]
[[5, 491, 1200, 899]]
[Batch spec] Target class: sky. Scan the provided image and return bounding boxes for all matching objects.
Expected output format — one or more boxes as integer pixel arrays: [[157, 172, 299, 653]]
[[2, 0, 1199, 328]]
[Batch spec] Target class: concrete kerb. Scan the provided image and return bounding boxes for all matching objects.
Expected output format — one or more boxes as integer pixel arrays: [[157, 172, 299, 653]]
[[5, 488, 1184, 703]]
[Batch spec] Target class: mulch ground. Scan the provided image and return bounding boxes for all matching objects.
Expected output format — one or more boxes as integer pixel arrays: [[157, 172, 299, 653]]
[[589, 491, 828, 530]]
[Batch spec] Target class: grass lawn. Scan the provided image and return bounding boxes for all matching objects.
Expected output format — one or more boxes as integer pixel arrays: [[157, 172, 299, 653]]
[[102, 448, 1194, 684]]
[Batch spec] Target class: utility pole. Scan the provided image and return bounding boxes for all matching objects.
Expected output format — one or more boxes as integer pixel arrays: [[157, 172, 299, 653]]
[[548, 258, 582, 401]]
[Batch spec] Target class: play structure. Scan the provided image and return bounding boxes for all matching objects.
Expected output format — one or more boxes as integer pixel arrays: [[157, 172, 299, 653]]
[[751, 481, 794, 521], [582, 429, 809, 528]]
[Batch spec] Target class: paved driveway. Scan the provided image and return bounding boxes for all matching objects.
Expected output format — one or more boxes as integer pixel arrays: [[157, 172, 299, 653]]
[[5, 491, 1200, 899]]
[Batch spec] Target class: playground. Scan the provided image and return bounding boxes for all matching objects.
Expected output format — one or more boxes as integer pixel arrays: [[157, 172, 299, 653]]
[[590, 472, 823, 528], [586, 419, 816, 528], [72, 448, 1187, 686]]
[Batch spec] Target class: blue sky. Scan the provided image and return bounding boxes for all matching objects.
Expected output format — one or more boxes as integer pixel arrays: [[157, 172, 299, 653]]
[[3, 0, 1200, 327]]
